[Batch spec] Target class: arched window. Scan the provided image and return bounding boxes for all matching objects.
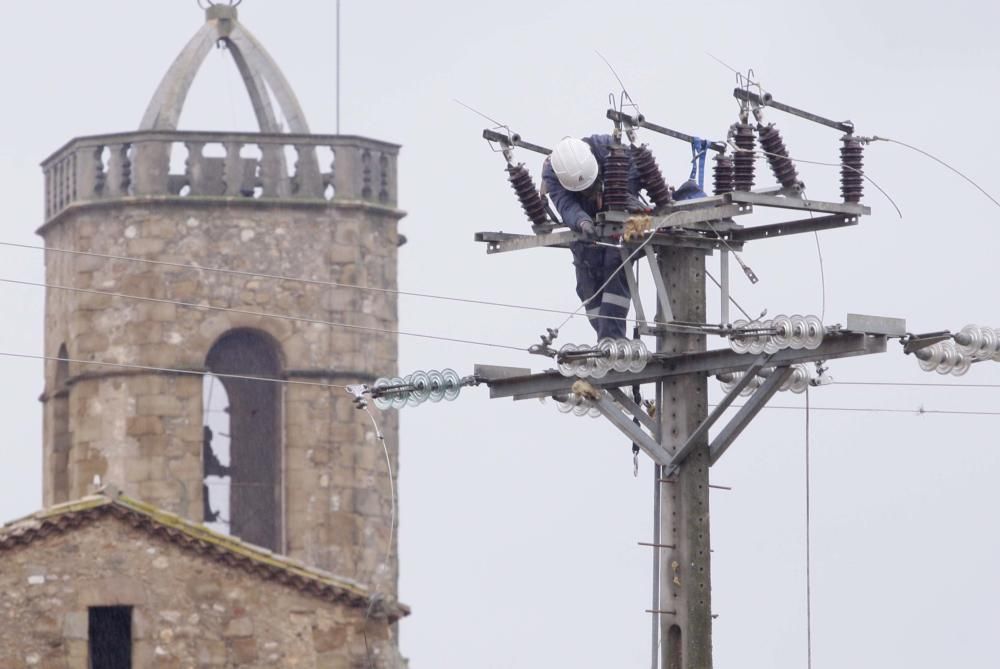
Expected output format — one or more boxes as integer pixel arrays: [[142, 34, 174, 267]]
[[202, 374, 232, 535], [204, 330, 283, 551], [51, 344, 71, 505]]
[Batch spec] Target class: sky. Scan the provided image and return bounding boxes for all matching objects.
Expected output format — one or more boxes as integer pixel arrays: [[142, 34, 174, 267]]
[[1, 0, 1000, 667]]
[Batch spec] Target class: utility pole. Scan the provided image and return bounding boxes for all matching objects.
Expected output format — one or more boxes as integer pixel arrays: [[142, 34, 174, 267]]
[[375, 84, 995, 663], [453, 86, 914, 668], [657, 246, 712, 668]]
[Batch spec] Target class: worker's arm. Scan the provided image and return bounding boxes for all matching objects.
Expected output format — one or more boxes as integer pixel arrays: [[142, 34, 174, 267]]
[[542, 158, 592, 232]]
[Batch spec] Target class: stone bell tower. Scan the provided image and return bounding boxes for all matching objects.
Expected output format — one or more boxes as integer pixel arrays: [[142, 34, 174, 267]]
[[39, 2, 403, 599]]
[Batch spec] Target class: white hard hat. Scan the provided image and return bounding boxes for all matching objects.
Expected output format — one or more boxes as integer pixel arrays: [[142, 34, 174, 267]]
[[550, 137, 598, 192]]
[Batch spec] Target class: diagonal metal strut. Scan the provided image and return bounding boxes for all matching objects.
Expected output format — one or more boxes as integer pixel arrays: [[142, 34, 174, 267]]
[[594, 395, 671, 464], [669, 354, 773, 469], [708, 366, 795, 465]]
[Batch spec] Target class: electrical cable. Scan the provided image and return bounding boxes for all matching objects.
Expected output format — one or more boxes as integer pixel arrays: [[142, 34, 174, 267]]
[[555, 228, 660, 332], [813, 231, 826, 322], [737, 141, 903, 218], [0, 240, 678, 330], [360, 405, 396, 669], [723, 403, 1000, 417], [0, 276, 527, 353], [866, 136, 1000, 212], [805, 388, 813, 669], [704, 268, 754, 321], [800, 189, 826, 322], [833, 381, 1000, 389], [6, 350, 350, 390]]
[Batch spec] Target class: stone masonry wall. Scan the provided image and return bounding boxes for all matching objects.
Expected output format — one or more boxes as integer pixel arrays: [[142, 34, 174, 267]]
[[40, 201, 401, 594], [0, 514, 401, 668]]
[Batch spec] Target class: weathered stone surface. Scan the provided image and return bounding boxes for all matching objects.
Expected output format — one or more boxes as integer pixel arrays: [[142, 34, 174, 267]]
[[0, 516, 398, 667]]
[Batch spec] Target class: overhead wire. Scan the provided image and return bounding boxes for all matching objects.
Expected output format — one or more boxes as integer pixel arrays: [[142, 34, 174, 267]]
[[0, 276, 526, 353], [736, 141, 903, 218], [804, 388, 813, 669], [833, 380, 1000, 389], [4, 350, 350, 390], [865, 136, 1000, 212], [704, 268, 754, 321], [0, 240, 679, 331], [725, 403, 1000, 417]]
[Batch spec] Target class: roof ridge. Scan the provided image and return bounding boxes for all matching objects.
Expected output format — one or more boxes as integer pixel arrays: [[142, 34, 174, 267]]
[[0, 487, 409, 622]]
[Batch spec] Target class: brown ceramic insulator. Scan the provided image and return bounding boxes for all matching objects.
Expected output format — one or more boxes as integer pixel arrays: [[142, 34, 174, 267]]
[[713, 154, 735, 195], [632, 144, 672, 207], [757, 123, 800, 190], [603, 145, 630, 211], [507, 164, 548, 226], [840, 135, 864, 203], [733, 123, 756, 192]]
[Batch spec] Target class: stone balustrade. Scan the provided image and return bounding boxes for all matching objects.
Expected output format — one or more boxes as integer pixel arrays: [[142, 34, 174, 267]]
[[42, 132, 399, 223]]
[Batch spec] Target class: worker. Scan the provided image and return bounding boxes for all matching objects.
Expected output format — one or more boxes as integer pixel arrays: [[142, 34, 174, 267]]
[[541, 135, 642, 340], [543, 135, 709, 340]]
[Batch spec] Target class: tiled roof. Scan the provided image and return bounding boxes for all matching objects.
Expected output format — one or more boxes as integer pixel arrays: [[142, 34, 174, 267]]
[[0, 486, 408, 622]]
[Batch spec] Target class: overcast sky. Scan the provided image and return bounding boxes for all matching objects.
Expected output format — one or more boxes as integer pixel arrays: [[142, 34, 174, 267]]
[[2, 1, 999, 667]]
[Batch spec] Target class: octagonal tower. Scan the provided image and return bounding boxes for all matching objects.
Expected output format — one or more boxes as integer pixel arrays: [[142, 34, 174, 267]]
[[38, 3, 404, 610]]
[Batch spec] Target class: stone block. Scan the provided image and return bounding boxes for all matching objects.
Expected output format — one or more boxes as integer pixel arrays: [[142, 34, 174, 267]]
[[127, 416, 164, 437], [229, 637, 258, 663], [312, 625, 347, 653], [137, 396, 183, 417], [127, 238, 166, 257], [224, 616, 254, 638], [78, 577, 149, 606]]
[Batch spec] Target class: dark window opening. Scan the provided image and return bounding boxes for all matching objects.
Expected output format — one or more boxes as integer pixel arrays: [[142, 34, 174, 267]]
[[202, 375, 232, 534], [52, 344, 71, 504], [205, 329, 282, 552], [88, 606, 132, 669]]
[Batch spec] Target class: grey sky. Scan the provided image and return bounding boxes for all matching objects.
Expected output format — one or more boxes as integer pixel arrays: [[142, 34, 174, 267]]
[[2, 0, 999, 667]]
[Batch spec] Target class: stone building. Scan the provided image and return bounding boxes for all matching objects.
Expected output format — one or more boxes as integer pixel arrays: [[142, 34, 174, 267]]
[[2, 4, 407, 666]]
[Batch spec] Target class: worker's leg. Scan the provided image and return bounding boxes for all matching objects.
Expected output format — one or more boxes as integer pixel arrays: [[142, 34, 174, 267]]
[[573, 247, 603, 335], [596, 247, 630, 339]]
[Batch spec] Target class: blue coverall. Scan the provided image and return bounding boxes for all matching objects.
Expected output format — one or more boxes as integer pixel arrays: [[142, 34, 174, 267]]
[[543, 136, 708, 340], [541, 135, 642, 340]]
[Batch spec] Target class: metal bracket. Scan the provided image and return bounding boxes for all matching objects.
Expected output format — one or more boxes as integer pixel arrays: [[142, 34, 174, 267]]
[[644, 245, 675, 323], [607, 387, 658, 433], [720, 249, 730, 325], [594, 395, 671, 465], [488, 333, 887, 401], [726, 214, 860, 242], [669, 355, 772, 469], [620, 248, 649, 330], [708, 366, 795, 465]]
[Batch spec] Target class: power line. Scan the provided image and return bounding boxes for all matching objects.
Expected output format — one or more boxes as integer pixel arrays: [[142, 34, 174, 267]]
[[0, 276, 526, 353], [804, 388, 813, 669], [726, 403, 1000, 417], [741, 141, 903, 218], [0, 240, 667, 329], [2, 350, 350, 390], [833, 381, 1000, 389], [867, 136, 1000, 212]]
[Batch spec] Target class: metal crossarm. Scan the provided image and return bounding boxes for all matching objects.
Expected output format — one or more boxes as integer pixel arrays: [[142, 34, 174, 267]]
[[485, 333, 886, 400]]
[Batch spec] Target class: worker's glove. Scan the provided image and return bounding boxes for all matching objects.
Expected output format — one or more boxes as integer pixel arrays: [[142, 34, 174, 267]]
[[578, 219, 597, 240]]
